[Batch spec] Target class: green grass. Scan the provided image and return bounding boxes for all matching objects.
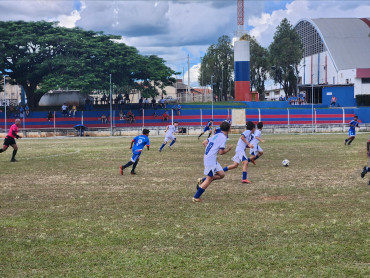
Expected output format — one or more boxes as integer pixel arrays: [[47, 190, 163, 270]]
[[0, 133, 369, 277]]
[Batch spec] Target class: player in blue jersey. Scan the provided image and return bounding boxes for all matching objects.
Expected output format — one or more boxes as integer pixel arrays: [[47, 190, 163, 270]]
[[159, 121, 178, 152], [120, 129, 150, 175], [198, 119, 213, 139], [222, 121, 255, 184], [344, 115, 359, 145], [193, 121, 232, 202], [360, 139, 370, 185], [214, 118, 231, 134]]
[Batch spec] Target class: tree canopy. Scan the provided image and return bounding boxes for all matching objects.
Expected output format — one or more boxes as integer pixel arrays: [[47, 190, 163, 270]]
[[269, 18, 303, 97], [0, 21, 176, 107]]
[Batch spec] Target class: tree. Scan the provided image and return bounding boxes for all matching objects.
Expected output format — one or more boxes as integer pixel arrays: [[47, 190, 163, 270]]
[[0, 21, 176, 107], [199, 35, 234, 101], [269, 18, 303, 97]]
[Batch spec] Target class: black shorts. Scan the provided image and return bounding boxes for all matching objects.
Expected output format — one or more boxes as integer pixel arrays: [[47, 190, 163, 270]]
[[3, 136, 16, 147]]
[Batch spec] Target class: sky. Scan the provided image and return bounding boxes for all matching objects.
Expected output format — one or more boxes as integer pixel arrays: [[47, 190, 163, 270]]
[[0, 0, 369, 87]]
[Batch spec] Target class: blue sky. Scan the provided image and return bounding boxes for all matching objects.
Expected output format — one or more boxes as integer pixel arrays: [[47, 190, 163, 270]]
[[0, 0, 369, 86]]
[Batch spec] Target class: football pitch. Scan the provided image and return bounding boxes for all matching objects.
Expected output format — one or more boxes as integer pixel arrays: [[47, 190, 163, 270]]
[[1, 133, 369, 277]]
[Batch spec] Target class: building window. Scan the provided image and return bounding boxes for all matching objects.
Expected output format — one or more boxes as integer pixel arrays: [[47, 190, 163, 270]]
[[362, 78, 370, 84]]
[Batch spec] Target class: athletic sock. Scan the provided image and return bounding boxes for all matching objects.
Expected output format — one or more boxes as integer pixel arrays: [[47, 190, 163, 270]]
[[169, 140, 176, 147], [242, 171, 247, 180], [255, 155, 260, 160], [123, 161, 133, 169], [223, 166, 228, 172], [348, 139, 353, 145], [159, 144, 166, 151], [131, 160, 139, 172], [11, 149, 17, 160], [194, 187, 205, 199]]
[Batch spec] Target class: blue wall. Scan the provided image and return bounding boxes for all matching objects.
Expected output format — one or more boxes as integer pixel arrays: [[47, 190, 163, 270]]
[[322, 86, 356, 107]]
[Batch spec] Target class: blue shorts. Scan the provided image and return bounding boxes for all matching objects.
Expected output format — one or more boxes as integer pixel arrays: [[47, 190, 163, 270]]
[[349, 130, 355, 137], [131, 151, 142, 162], [204, 126, 211, 132]]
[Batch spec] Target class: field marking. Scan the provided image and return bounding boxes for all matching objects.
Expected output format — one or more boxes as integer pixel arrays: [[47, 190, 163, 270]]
[[25, 149, 81, 160]]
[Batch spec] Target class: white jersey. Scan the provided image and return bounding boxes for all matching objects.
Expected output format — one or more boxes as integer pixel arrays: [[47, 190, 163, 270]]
[[235, 130, 254, 153], [204, 132, 227, 166], [165, 125, 177, 137], [250, 129, 261, 149]]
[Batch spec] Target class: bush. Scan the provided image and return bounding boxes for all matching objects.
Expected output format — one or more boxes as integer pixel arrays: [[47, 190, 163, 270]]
[[356, 94, 370, 106]]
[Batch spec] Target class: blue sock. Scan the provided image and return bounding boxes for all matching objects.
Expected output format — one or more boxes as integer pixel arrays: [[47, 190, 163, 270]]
[[194, 187, 205, 198], [123, 161, 133, 168], [223, 166, 228, 172], [242, 171, 247, 180], [159, 144, 165, 151], [170, 140, 176, 146], [255, 155, 260, 160]]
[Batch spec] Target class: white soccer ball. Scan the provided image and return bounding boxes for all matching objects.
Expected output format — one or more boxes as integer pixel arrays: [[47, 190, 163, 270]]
[[282, 159, 290, 167]]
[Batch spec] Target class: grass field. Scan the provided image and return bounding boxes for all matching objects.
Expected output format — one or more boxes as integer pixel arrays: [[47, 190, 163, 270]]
[[0, 132, 369, 277]]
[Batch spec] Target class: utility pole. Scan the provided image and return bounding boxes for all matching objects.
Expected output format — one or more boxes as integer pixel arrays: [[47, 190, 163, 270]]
[[187, 54, 190, 103]]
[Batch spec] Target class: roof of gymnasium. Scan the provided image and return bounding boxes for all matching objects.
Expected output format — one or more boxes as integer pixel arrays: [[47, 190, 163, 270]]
[[294, 18, 370, 70]]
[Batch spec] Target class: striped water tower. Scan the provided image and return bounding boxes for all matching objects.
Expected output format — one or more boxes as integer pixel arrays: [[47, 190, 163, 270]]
[[234, 40, 250, 101]]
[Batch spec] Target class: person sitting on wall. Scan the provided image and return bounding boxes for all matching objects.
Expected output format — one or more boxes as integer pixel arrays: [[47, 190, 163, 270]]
[[101, 93, 107, 105], [151, 98, 156, 109], [162, 110, 169, 122], [127, 110, 135, 123], [330, 95, 337, 107]]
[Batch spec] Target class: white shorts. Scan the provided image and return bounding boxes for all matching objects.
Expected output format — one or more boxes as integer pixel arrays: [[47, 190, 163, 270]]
[[232, 150, 248, 164], [204, 162, 223, 177], [164, 134, 175, 143], [250, 144, 263, 155]]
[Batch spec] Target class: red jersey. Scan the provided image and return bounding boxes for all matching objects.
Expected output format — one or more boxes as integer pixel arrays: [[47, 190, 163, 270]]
[[8, 124, 19, 138]]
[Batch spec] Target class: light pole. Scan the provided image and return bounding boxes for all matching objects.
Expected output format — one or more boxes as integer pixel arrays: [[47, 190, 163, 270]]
[[211, 75, 214, 119], [311, 74, 314, 133], [109, 74, 113, 136], [3, 75, 8, 133]]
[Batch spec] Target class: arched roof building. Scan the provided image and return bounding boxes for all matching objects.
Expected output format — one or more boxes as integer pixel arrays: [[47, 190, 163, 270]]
[[294, 18, 370, 106]]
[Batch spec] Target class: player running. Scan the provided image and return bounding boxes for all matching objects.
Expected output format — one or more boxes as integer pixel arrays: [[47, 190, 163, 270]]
[[159, 121, 178, 152], [222, 121, 255, 184], [249, 122, 265, 164], [198, 119, 213, 139], [0, 119, 22, 162], [360, 139, 370, 185], [193, 121, 232, 202], [344, 115, 359, 145], [214, 118, 232, 134], [120, 129, 150, 175]]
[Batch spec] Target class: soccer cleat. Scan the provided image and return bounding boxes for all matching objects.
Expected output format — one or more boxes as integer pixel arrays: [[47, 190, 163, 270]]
[[241, 179, 252, 184], [131, 171, 137, 175], [10, 158, 17, 162], [361, 166, 368, 178], [159, 149, 162, 152], [344, 139, 347, 145], [192, 197, 202, 202], [120, 165, 123, 175]]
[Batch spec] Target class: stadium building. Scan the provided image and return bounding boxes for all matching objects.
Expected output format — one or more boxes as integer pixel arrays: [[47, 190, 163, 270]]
[[294, 18, 370, 106]]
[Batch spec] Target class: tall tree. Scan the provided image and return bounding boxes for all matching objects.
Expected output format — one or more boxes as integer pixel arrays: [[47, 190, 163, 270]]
[[269, 18, 303, 97], [199, 35, 234, 101]]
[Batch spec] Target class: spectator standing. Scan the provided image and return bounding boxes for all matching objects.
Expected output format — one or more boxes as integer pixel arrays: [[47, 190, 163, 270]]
[[151, 98, 156, 109], [71, 105, 77, 118], [25, 104, 30, 117], [330, 95, 337, 107], [62, 103, 68, 117], [119, 110, 124, 120], [47, 111, 53, 122], [101, 114, 107, 124]]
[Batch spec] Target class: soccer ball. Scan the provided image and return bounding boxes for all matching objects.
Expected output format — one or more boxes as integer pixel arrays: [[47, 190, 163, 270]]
[[282, 159, 290, 167]]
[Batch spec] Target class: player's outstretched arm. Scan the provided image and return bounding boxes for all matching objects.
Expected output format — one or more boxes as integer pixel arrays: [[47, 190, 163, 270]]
[[130, 140, 134, 149], [219, 145, 233, 155], [256, 136, 264, 143]]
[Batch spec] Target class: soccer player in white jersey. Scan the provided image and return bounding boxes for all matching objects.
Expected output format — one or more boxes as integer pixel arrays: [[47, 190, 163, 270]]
[[360, 138, 370, 185], [222, 121, 255, 184], [193, 121, 233, 202], [249, 122, 265, 164], [159, 121, 179, 152]]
